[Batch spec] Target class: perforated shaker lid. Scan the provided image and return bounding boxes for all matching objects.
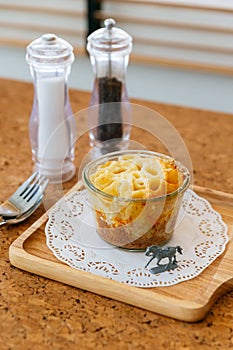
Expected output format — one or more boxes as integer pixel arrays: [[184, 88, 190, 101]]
[[26, 33, 74, 68], [87, 19, 132, 56]]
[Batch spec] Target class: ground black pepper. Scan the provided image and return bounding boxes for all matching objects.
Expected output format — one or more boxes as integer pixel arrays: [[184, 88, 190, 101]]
[[97, 76, 123, 142]]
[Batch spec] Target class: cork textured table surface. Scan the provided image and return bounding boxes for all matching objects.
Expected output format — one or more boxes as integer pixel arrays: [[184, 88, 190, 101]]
[[0, 78, 233, 349]]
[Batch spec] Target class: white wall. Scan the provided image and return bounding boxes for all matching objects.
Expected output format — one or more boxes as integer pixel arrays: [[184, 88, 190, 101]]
[[127, 63, 233, 114], [0, 0, 233, 114]]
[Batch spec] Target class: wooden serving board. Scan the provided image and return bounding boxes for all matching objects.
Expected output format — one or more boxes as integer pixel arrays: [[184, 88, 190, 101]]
[[9, 185, 233, 322]]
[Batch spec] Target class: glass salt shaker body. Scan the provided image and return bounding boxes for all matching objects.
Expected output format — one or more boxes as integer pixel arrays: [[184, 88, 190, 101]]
[[26, 33, 76, 183], [87, 19, 133, 154]]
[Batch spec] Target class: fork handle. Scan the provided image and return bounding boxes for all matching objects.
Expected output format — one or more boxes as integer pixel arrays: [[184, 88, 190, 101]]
[[0, 216, 7, 227]]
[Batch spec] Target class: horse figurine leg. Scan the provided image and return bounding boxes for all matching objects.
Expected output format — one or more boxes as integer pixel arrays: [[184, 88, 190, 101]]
[[156, 257, 163, 266], [144, 255, 156, 268], [144, 246, 160, 268], [173, 246, 183, 265]]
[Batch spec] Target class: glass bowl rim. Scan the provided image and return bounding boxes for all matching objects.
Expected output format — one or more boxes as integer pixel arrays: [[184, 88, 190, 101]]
[[82, 150, 190, 202]]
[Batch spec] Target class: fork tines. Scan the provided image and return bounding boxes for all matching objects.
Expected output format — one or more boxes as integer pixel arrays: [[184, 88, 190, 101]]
[[20, 173, 49, 202]]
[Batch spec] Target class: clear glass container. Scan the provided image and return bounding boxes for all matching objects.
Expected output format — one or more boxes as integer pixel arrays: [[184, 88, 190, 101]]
[[87, 19, 133, 155], [26, 33, 76, 183], [82, 150, 190, 251]]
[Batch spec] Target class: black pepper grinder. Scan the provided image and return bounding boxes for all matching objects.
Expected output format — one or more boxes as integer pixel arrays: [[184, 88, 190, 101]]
[[87, 18, 133, 154]]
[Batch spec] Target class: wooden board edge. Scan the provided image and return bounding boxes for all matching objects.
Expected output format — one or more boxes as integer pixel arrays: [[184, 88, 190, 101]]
[[193, 185, 233, 205], [9, 241, 211, 322]]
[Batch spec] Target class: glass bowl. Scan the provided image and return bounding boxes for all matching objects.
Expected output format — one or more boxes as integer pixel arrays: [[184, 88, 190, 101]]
[[82, 150, 190, 250]]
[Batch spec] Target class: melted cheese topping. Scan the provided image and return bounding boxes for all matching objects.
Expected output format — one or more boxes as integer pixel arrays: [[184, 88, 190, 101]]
[[90, 154, 181, 199]]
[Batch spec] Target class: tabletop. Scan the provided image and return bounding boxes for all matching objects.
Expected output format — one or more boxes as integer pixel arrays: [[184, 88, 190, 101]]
[[0, 78, 233, 349]]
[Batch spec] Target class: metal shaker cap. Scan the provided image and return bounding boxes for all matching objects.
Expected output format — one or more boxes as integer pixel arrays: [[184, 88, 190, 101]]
[[87, 19, 132, 56], [26, 33, 74, 68]]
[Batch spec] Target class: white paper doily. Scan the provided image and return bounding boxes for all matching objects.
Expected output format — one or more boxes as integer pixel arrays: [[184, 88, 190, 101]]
[[45, 189, 229, 288]]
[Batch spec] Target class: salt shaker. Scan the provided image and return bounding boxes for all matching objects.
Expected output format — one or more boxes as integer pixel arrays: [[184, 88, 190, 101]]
[[87, 19, 133, 154], [26, 33, 76, 183]]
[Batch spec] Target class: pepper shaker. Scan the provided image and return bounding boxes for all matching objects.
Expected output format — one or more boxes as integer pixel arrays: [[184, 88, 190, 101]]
[[26, 33, 76, 183], [87, 19, 133, 154]]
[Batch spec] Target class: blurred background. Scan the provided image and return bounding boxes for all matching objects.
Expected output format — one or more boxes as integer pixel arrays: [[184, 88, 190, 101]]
[[0, 0, 233, 114]]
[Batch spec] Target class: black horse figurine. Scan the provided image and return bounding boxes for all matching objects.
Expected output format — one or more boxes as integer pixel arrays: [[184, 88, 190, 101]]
[[145, 245, 183, 274]]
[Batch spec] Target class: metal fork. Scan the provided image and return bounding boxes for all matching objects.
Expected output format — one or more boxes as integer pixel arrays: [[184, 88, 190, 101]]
[[0, 192, 44, 227], [0, 172, 49, 217]]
